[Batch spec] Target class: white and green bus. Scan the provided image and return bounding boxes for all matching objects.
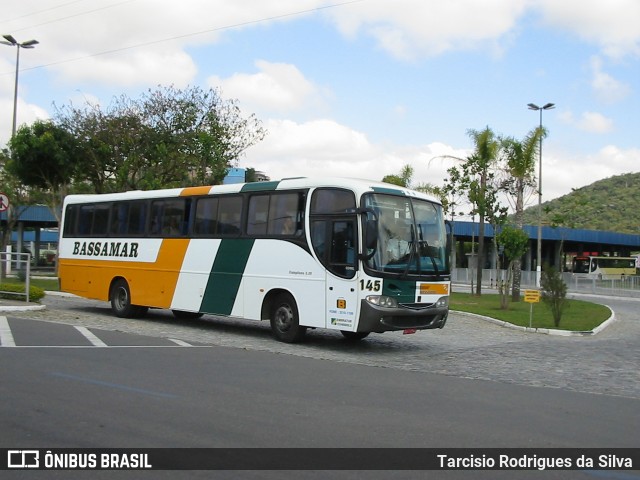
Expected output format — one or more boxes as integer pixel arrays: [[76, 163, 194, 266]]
[[59, 177, 450, 342]]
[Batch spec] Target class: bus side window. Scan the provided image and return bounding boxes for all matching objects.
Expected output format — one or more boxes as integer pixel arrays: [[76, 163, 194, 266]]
[[78, 205, 93, 235], [150, 199, 187, 236], [218, 196, 242, 235], [111, 203, 129, 235], [63, 205, 78, 237], [268, 193, 303, 236], [310, 189, 356, 214], [195, 197, 219, 235], [128, 201, 147, 236], [247, 195, 269, 236]]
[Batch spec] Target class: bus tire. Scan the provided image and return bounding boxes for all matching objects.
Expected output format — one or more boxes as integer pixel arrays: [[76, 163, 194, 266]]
[[110, 279, 147, 318], [340, 331, 370, 341], [172, 310, 204, 320], [270, 293, 306, 343]]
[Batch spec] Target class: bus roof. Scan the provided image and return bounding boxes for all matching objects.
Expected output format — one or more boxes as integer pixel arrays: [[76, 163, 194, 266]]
[[63, 177, 442, 205]]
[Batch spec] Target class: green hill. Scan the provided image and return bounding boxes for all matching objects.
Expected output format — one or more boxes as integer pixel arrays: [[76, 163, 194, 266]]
[[521, 171, 640, 234]]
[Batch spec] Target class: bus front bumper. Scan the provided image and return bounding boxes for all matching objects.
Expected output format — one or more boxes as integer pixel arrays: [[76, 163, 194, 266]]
[[358, 300, 449, 333]]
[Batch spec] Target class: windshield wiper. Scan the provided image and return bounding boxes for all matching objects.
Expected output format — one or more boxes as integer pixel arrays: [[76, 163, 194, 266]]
[[401, 224, 419, 278], [418, 224, 440, 279]]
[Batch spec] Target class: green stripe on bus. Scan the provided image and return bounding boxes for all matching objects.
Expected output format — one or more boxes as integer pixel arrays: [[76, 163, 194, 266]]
[[371, 186, 406, 196], [200, 239, 255, 315], [382, 278, 415, 303], [240, 181, 280, 192]]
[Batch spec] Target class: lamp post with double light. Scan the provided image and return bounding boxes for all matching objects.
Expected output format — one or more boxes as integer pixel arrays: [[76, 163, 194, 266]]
[[1, 34, 39, 137], [527, 102, 555, 286]]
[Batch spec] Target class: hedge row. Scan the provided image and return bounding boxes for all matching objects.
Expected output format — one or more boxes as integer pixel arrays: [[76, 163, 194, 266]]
[[0, 283, 46, 302]]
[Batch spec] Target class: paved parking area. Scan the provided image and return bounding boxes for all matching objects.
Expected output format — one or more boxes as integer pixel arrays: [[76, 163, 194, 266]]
[[3, 293, 640, 400]]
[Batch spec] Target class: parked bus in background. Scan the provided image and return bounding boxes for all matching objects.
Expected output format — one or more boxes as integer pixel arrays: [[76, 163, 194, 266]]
[[571, 255, 638, 280], [58, 177, 450, 343]]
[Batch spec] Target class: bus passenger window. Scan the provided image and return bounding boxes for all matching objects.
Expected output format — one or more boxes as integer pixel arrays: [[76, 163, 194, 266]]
[[63, 205, 79, 237], [247, 195, 269, 235], [150, 199, 187, 237]]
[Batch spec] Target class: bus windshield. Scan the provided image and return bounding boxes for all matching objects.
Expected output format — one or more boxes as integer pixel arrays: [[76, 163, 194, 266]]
[[363, 193, 448, 277], [572, 257, 591, 274]]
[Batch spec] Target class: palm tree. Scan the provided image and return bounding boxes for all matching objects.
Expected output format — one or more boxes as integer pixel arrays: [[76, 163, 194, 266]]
[[466, 127, 500, 295], [500, 126, 546, 300]]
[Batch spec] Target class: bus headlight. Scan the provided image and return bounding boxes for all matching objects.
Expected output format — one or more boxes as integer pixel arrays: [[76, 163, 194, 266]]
[[366, 295, 398, 308], [435, 296, 449, 308]]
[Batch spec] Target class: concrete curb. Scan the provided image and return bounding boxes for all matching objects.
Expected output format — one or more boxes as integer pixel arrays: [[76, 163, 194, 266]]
[[0, 290, 76, 312], [0, 304, 47, 312], [452, 305, 616, 336]]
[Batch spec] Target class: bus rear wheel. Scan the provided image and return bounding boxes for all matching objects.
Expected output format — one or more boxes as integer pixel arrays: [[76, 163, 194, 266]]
[[270, 293, 306, 343], [110, 279, 147, 318]]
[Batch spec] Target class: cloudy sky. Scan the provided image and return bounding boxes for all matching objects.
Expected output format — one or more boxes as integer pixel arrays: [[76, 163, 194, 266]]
[[1, 0, 639, 210]]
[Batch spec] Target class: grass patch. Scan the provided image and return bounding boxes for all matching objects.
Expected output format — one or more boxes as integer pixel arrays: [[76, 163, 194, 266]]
[[450, 292, 610, 331], [2, 276, 60, 292], [0, 283, 46, 302]]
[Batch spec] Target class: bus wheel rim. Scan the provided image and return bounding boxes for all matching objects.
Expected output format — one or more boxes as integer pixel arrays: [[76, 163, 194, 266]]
[[275, 304, 293, 332]]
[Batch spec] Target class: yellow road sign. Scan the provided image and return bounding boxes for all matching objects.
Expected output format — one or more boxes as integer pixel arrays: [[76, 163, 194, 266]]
[[524, 289, 541, 303]]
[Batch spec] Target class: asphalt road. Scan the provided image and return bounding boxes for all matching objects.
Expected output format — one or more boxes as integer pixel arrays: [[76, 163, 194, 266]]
[[1, 293, 639, 479]]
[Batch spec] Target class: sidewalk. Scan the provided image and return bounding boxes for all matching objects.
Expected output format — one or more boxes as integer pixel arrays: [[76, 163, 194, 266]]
[[0, 298, 46, 312]]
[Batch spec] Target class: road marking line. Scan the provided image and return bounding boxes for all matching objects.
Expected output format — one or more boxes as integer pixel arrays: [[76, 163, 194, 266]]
[[75, 326, 108, 347], [168, 338, 192, 346], [0, 316, 16, 347]]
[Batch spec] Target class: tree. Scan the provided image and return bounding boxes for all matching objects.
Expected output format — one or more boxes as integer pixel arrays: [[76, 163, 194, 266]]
[[442, 127, 500, 295], [499, 127, 546, 300], [540, 264, 568, 327], [54, 85, 267, 192], [7, 120, 79, 222], [495, 226, 529, 309], [382, 164, 414, 187]]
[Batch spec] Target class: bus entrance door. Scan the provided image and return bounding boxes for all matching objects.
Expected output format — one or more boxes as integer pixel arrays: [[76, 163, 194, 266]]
[[326, 275, 359, 332], [324, 218, 359, 331]]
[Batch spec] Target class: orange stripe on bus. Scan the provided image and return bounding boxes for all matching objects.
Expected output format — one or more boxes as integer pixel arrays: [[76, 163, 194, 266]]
[[58, 239, 191, 308], [181, 186, 213, 196], [419, 283, 449, 295]]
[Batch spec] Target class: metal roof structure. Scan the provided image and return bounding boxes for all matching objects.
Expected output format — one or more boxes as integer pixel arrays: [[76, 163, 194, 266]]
[[451, 221, 640, 248], [0, 205, 58, 228]]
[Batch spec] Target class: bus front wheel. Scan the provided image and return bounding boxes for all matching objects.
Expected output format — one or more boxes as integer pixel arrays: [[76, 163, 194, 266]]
[[110, 279, 147, 318], [270, 293, 306, 343]]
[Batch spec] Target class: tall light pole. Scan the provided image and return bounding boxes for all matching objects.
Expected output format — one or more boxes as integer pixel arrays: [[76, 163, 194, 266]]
[[1, 34, 39, 137], [527, 102, 555, 286]]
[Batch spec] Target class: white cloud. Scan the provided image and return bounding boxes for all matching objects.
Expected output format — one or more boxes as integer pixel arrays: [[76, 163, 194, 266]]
[[52, 48, 197, 87], [537, 0, 640, 58], [244, 117, 468, 190], [5, 0, 325, 88], [558, 110, 614, 134], [543, 145, 640, 200], [589, 56, 632, 104], [325, 0, 530, 59], [208, 60, 327, 114], [247, 118, 378, 179], [578, 112, 614, 134], [0, 96, 49, 146]]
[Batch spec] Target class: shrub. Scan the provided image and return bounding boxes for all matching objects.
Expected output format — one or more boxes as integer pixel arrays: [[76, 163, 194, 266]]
[[0, 283, 46, 302], [540, 265, 568, 327]]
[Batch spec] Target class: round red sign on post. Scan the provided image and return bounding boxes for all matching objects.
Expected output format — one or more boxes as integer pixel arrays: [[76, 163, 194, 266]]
[[0, 192, 9, 212]]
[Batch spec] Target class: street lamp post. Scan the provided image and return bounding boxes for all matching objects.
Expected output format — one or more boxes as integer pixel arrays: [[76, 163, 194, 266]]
[[527, 102, 555, 287], [1, 34, 39, 137]]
